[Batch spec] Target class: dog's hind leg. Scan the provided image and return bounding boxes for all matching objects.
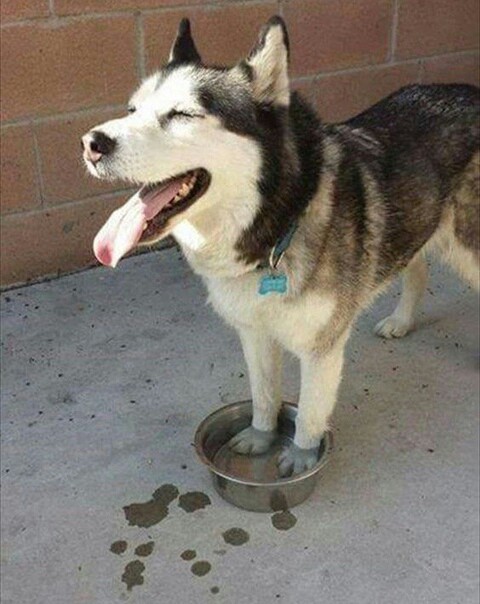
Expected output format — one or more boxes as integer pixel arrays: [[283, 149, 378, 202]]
[[446, 152, 480, 289], [375, 253, 428, 339], [278, 335, 347, 477], [228, 327, 282, 455]]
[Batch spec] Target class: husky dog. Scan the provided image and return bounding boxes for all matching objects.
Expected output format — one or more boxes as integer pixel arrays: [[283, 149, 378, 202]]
[[82, 17, 479, 476]]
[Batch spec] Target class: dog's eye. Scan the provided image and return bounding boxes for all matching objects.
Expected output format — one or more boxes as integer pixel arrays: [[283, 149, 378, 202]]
[[167, 110, 201, 120], [127, 106, 136, 114]]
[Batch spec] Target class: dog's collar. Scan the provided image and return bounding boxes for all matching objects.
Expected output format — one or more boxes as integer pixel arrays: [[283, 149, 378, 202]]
[[257, 221, 298, 271], [269, 221, 298, 270]]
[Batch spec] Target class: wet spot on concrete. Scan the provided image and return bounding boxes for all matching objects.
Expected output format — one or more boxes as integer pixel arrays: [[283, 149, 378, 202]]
[[124, 500, 167, 528], [178, 491, 211, 513], [190, 560, 211, 577], [211, 586, 220, 594], [134, 541, 154, 557], [222, 528, 249, 546], [123, 484, 179, 528], [110, 540, 128, 555], [152, 484, 179, 506], [180, 549, 197, 561], [121, 560, 145, 591], [271, 510, 297, 531]]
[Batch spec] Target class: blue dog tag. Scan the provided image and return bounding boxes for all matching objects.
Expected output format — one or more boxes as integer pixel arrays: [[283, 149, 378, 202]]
[[258, 273, 288, 296]]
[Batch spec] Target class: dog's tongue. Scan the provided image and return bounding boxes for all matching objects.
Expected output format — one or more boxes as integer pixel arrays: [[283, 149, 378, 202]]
[[93, 179, 184, 267]]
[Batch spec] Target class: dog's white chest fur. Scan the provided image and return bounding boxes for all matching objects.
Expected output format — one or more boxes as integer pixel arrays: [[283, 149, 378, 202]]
[[205, 271, 335, 355], [173, 218, 335, 355]]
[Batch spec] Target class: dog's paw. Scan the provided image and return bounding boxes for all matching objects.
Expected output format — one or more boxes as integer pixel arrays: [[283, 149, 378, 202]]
[[228, 426, 277, 456], [277, 444, 319, 477], [374, 315, 413, 339]]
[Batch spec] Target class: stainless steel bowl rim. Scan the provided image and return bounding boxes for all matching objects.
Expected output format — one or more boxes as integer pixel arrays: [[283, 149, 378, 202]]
[[194, 401, 333, 488]]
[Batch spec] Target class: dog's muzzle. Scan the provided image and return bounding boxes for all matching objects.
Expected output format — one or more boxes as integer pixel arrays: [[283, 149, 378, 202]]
[[81, 131, 116, 165]]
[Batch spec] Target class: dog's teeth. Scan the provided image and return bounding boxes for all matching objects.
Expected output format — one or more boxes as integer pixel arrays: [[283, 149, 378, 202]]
[[143, 224, 148, 231], [168, 175, 198, 207]]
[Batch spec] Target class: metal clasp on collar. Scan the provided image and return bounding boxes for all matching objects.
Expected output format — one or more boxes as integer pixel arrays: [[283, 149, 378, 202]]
[[268, 246, 285, 271], [268, 221, 298, 271]]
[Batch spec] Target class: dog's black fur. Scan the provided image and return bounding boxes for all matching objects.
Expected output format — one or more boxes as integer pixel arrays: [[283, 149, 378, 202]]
[[233, 82, 479, 274], [170, 18, 479, 273]]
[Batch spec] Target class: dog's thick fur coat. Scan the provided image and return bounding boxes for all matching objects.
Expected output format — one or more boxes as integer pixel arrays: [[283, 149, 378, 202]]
[[84, 17, 479, 475]]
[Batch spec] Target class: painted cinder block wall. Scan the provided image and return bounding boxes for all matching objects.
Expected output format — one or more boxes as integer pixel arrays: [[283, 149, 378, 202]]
[[1, 0, 479, 287]]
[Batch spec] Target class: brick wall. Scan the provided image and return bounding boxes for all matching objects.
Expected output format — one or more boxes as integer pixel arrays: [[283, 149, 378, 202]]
[[1, 0, 479, 287]]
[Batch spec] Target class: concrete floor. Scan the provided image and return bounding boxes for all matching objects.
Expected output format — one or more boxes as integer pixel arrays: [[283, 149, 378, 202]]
[[1, 248, 479, 604]]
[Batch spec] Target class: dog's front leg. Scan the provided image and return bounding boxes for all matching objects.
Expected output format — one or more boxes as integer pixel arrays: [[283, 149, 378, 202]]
[[228, 327, 282, 455], [278, 338, 346, 476]]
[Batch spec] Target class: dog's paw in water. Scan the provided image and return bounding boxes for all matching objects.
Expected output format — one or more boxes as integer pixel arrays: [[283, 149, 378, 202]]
[[277, 444, 318, 477], [228, 426, 277, 455]]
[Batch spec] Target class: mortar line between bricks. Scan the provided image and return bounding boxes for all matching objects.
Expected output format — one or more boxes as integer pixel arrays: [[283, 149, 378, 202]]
[[119, 0, 279, 16], [309, 61, 421, 82], [31, 129, 47, 208], [0, 12, 130, 28], [306, 50, 480, 81], [388, 0, 400, 63], [392, 48, 480, 65], [1, 104, 127, 129], [135, 13, 147, 81], [1, 189, 136, 221], [0, 0, 278, 28], [1, 51, 477, 129], [0, 15, 55, 27], [417, 60, 426, 84], [48, 0, 56, 17]]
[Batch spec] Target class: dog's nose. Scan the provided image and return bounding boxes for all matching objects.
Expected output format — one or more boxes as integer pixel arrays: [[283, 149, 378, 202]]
[[81, 131, 116, 164]]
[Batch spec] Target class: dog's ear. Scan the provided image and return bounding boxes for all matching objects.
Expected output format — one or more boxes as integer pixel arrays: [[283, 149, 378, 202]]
[[169, 18, 201, 65], [242, 16, 290, 106]]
